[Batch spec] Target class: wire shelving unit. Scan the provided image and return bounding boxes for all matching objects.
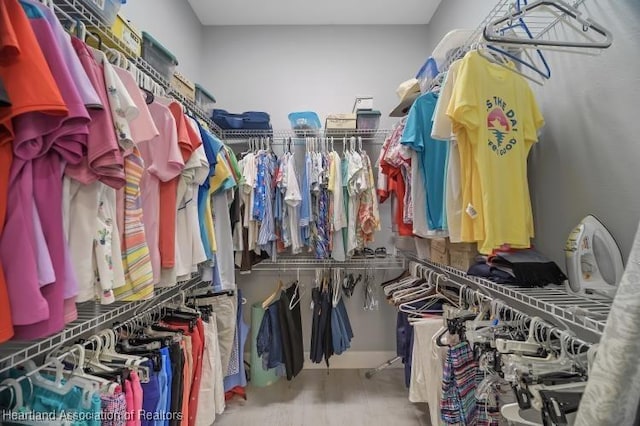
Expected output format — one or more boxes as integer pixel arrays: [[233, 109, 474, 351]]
[[0, 277, 208, 375]]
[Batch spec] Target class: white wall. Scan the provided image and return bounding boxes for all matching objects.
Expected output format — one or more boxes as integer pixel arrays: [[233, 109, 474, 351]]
[[200, 25, 430, 128], [199, 25, 430, 354], [426, 0, 640, 268], [120, 0, 204, 81]]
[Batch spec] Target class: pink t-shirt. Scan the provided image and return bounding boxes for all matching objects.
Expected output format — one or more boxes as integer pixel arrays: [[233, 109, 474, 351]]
[[66, 37, 125, 189], [26, 0, 101, 108], [138, 102, 183, 284], [12, 18, 89, 165], [130, 370, 143, 426], [11, 18, 89, 340], [0, 159, 49, 325], [32, 205, 55, 288], [115, 67, 159, 145], [113, 67, 158, 252]]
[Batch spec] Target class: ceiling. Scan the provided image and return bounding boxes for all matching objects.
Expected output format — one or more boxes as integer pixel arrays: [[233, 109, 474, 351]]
[[187, 0, 443, 26]]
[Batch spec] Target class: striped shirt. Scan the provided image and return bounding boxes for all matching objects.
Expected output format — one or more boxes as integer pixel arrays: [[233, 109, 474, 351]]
[[114, 148, 154, 301]]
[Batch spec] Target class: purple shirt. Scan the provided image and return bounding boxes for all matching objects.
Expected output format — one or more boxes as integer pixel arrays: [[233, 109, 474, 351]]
[[9, 18, 89, 339], [0, 159, 50, 326], [24, 0, 102, 109]]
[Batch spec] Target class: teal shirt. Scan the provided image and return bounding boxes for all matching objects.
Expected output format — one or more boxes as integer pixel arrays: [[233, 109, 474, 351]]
[[401, 92, 449, 231]]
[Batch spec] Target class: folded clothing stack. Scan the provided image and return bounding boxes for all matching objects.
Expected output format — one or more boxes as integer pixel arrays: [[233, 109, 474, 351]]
[[468, 249, 567, 288]]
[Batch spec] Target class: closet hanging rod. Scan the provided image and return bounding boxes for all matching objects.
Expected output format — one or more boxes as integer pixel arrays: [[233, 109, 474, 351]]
[[402, 252, 609, 343], [0, 345, 87, 395], [219, 129, 391, 140], [406, 260, 595, 351], [0, 275, 206, 375], [0, 279, 209, 394], [225, 138, 387, 147], [42, 0, 224, 138], [420, 0, 588, 94], [248, 255, 406, 271]]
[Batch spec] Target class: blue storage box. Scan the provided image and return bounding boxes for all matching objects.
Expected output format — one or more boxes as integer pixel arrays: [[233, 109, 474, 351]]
[[288, 111, 321, 136], [78, 0, 122, 26], [212, 110, 271, 131]]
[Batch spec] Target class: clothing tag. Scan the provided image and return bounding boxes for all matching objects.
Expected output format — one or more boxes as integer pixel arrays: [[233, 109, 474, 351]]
[[466, 203, 478, 219]]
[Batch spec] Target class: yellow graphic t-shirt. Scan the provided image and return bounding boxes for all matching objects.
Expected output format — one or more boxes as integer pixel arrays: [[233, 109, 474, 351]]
[[447, 51, 544, 254]]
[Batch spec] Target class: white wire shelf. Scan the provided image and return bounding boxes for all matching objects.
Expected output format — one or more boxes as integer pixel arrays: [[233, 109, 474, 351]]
[[48, 0, 224, 137], [402, 251, 609, 343], [0, 276, 208, 375], [423, 0, 588, 92], [246, 255, 406, 271], [220, 128, 391, 142]]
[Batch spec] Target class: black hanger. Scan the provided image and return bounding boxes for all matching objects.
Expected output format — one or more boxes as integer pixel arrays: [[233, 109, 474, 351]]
[[436, 314, 477, 347], [190, 289, 234, 299], [126, 335, 174, 347], [380, 270, 410, 287], [162, 310, 198, 332], [513, 383, 533, 409], [522, 371, 586, 386], [87, 368, 131, 387], [118, 339, 162, 353], [539, 390, 583, 426], [141, 87, 154, 105], [164, 308, 199, 319], [150, 323, 185, 334]]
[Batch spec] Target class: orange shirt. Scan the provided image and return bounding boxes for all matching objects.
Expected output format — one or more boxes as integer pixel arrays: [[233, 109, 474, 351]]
[[158, 102, 199, 268], [0, 0, 70, 343], [0, 0, 67, 146]]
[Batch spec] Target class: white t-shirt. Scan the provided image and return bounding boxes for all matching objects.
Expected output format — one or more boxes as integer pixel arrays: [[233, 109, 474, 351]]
[[329, 151, 346, 261], [346, 151, 365, 256], [432, 60, 463, 242], [176, 142, 208, 281], [409, 319, 447, 426], [213, 190, 236, 291], [284, 154, 303, 254]]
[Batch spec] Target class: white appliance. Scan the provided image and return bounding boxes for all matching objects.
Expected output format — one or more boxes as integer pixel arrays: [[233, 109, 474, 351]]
[[564, 215, 624, 298]]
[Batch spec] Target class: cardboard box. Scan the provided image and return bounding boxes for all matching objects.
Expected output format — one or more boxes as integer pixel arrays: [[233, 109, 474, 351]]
[[325, 114, 357, 130], [171, 72, 196, 102], [449, 242, 477, 252], [430, 237, 449, 254], [450, 249, 478, 272], [431, 250, 450, 266], [414, 237, 431, 260]]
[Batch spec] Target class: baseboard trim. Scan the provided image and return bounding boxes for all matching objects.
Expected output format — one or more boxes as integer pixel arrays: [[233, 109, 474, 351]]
[[302, 350, 401, 370]]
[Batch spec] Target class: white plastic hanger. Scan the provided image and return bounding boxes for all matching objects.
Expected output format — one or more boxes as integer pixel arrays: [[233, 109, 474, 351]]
[[500, 403, 543, 426], [496, 316, 545, 355], [289, 269, 305, 310], [83, 335, 116, 373], [94, 330, 150, 383]]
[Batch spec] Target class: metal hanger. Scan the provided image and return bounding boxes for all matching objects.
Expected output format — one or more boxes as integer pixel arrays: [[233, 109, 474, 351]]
[[484, 0, 613, 50], [476, 41, 546, 86]]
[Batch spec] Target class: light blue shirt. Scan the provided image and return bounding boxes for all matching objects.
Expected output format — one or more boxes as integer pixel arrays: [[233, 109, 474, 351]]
[[401, 92, 449, 231], [299, 153, 312, 245]]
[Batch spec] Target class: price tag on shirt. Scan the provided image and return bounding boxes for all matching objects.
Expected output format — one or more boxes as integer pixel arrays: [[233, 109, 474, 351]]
[[466, 203, 478, 219]]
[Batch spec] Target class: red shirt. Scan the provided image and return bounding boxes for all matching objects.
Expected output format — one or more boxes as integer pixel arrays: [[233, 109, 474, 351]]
[[158, 102, 198, 268], [164, 318, 205, 426]]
